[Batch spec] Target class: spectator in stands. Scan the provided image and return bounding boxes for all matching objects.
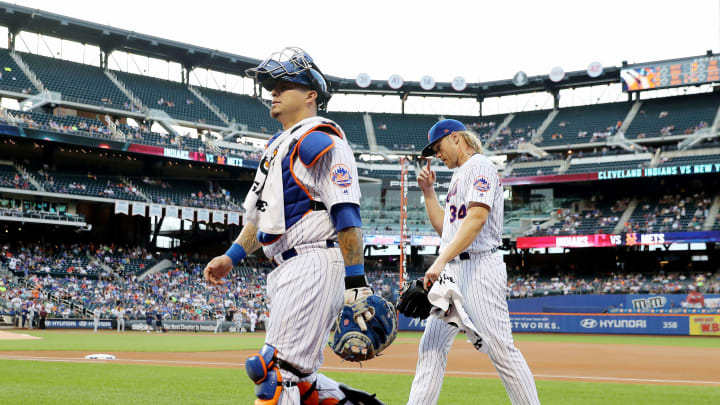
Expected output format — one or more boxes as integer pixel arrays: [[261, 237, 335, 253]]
[[685, 286, 705, 308]]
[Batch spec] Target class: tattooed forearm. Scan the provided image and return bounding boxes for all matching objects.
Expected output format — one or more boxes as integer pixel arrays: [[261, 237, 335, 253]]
[[338, 226, 364, 267], [234, 222, 261, 254]]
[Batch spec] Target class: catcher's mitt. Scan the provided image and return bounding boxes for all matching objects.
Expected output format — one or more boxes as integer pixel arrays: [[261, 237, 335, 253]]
[[396, 278, 433, 319], [329, 295, 397, 362]]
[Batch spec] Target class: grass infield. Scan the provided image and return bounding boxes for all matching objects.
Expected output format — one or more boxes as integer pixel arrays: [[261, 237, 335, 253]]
[[1, 360, 718, 404], [2, 331, 718, 404], [1, 330, 717, 351]]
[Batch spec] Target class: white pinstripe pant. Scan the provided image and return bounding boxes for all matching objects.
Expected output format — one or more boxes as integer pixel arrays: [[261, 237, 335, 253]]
[[408, 253, 540, 405], [265, 246, 345, 405]]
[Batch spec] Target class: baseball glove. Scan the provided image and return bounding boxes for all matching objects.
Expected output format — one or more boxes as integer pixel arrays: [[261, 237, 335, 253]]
[[396, 278, 433, 319], [329, 295, 398, 362]]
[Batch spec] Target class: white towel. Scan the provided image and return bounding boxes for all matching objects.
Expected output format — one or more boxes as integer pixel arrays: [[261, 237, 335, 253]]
[[427, 272, 489, 354], [243, 116, 326, 234]]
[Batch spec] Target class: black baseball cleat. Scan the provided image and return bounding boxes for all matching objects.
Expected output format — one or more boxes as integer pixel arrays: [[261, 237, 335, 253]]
[[338, 383, 385, 405]]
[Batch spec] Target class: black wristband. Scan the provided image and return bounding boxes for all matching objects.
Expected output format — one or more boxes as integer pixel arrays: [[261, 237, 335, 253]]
[[344, 275, 368, 289]]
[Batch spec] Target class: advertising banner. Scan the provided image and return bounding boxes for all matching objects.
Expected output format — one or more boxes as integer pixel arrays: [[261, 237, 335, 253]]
[[689, 315, 720, 336], [509, 313, 689, 335], [45, 319, 113, 329], [517, 231, 720, 249], [364, 235, 402, 245]]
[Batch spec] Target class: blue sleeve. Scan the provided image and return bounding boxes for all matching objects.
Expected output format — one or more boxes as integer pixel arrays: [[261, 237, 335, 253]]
[[330, 202, 362, 232]]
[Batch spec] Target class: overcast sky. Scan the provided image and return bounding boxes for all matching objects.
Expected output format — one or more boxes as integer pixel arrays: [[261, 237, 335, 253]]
[[7, 0, 720, 115]]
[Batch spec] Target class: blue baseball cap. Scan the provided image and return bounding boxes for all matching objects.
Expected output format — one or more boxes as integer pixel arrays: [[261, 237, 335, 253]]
[[421, 119, 466, 157]]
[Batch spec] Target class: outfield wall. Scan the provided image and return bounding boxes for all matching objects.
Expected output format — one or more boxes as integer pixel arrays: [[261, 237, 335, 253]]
[[506, 294, 720, 313], [398, 313, 720, 336]]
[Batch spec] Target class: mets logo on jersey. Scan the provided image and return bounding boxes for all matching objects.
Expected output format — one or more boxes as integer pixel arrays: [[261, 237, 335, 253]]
[[473, 176, 491, 192], [330, 164, 353, 188]]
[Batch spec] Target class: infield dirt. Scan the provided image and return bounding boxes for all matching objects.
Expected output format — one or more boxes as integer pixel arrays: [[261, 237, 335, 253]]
[[2, 336, 717, 386]]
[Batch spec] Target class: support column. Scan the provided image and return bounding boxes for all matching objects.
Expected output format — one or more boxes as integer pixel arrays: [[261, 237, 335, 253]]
[[7, 31, 15, 51]]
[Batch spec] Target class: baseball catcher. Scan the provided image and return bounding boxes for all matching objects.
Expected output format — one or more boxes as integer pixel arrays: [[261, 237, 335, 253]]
[[330, 295, 398, 362]]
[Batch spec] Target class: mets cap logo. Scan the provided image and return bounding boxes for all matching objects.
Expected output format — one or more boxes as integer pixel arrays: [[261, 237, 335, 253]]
[[474, 176, 490, 192], [330, 164, 353, 188]]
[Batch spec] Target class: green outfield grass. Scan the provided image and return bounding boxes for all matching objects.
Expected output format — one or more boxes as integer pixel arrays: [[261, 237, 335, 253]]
[[1, 360, 717, 404], [0, 331, 267, 351], [1, 330, 717, 352]]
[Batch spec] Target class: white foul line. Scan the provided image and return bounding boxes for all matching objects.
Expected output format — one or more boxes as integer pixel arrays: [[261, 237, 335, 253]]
[[1, 355, 718, 385]]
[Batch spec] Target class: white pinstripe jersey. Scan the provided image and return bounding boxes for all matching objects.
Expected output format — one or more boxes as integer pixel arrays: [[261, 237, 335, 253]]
[[441, 154, 503, 252], [261, 119, 361, 259]]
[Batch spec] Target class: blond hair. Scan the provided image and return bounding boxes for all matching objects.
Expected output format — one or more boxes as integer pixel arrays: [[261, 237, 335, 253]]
[[457, 130, 483, 154]]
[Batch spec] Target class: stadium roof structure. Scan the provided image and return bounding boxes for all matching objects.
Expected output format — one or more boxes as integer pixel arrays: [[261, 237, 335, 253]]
[[0, 1, 622, 100], [0, 3, 714, 102]]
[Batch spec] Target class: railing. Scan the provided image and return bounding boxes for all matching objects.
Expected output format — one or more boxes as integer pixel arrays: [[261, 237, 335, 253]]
[[104, 115, 126, 141], [0, 208, 85, 223]]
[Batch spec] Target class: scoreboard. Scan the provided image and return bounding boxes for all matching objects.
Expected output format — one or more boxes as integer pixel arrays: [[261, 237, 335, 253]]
[[620, 54, 720, 91]]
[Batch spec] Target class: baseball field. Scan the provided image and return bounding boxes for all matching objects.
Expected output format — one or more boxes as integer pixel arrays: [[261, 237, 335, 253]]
[[1, 330, 718, 404]]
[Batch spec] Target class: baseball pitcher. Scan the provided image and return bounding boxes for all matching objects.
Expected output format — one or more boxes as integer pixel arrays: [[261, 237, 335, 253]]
[[402, 119, 540, 405]]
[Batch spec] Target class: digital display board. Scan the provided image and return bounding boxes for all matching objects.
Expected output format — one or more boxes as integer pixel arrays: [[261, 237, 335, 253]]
[[516, 231, 720, 249], [620, 54, 720, 91]]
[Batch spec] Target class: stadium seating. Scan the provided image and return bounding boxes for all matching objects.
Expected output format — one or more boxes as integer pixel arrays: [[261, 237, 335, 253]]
[[510, 165, 560, 177], [8, 108, 113, 140], [491, 110, 549, 151], [625, 93, 720, 139], [445, 114, 503, 145], [325, 111, 369, 150], [565, 157, 650, 174], [537, 102, 628, 147], [136, 178, 238, 209], [0, 164, 35, 190], [543, 197, 625, 235], [0, 48, 37, 95], [19, 52, 134, 110], [657, 151, 720, 168], [371, 113, 439, 150], [624, 191, 712, 233], [193, 87, 281, 134], [36, 171, 146, 201], [113, 71, 225, 126]]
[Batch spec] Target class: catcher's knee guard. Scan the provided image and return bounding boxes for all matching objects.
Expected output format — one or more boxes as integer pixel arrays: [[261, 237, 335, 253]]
[[246, 344, 282, 404], [298, 380, 319, 405]]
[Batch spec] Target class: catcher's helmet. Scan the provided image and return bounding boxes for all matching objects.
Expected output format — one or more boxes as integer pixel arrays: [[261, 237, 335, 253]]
[[246, 47, 331, 110]]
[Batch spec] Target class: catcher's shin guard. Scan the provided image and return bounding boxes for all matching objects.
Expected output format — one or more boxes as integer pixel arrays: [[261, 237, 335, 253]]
[[246, 344, 282, 404]]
